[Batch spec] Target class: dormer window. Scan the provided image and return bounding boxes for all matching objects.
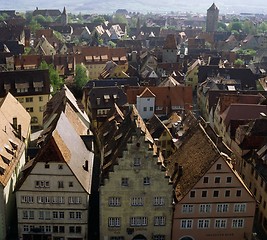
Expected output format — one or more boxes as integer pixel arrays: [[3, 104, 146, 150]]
[[104, 95, 110, 102], [96, 98, 100, 105], [15, 82, 29, 93]]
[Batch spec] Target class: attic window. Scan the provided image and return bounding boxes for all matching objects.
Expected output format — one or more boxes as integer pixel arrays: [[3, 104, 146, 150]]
[[9, 139, 18, 150], [104, 95, 110, 102], [4, 144, 14, 155], [4, 83, 11, 92], [0, 167, 5, 175], [96, 98, 100, 105], [1, 155, 10, 165], [113, 94, 118, 99]]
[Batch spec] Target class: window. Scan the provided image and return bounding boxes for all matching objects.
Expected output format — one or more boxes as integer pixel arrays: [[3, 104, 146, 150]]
[[143, 177, 150, 185], [58, 164, 63, 170], [109, 197, 121, 207], [21, 196, 34, 203], [202, 191, 207, 197], [232, 219, 244, 228], [69, 226, 82, 233], [215, 177, 220, 183], [215, 219, 227, 228], [213, 190, 219, 197], [53, 211, 64, 219], [35, 180, 49, 188], [58, 181, 64, 188], [44, 163, 50, 169], [68, 196, 81, 204], [26, 107, 33, 112], [216, 204, 229, 213], [31, 116, 38, 124], [143, 107, 147, 111], [190, 191, 195, 198], [121, 178, 129, 186], [182, 204, 193, 213], [131, 197, 143, 206], [150, 107, 153, 111], [234, 203, 246, 213], [154, 216, 166, 226], [180, 219, 193, 229], [198, 219, 210, 229], [203, 177, 209, 183], [225, 190, 230, 197], [39, 106, 44, 112], [22, 210, 34, 219], [236, 190, 242, 197], [108, 217, 121, 227], [199, 204, 211, 213], [154, 197, 164, 206], [153, 235, 165, 240], [26, 97, 33, 102], [134, 157, 141, 166], [226, 177, 232, 183], [69, 212, 82, 219], [216, 164, 222, 170], [59, 226, 65, 233], [39, 96, 43, 101], [69, 182, 73, 187], [130, 217, 148, 226]]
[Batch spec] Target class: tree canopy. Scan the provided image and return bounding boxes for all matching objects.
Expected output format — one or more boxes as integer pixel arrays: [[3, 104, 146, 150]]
[[39, 61, 63, 94]]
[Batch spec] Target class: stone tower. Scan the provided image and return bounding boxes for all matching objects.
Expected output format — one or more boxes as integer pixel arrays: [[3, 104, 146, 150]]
[[61, 6, 68, 25], [206, 3, 219, 32]]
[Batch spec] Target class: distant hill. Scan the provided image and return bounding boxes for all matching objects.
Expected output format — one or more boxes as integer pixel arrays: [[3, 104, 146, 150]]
[[2, 0, 267, 14]]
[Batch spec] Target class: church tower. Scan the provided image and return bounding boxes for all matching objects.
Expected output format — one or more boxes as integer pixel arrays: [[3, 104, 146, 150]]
[[61, 6, 68, 25], [206, 3, 219, 32]]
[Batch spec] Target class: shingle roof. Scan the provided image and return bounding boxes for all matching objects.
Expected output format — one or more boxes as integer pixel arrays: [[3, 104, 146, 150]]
[[167, 120, 221, 201], [0, 93, 30, 186]]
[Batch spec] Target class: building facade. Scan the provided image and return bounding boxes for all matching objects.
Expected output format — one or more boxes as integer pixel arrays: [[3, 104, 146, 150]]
[[99, 106, 173, 240]]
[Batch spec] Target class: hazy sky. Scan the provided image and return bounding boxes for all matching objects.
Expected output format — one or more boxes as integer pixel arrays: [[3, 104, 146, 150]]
[[2, 0, 267, 14]]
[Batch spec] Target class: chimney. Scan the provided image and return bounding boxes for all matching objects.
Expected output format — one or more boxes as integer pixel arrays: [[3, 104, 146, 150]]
[[83, 160, 89, 171], [18, 124, 22, 140], [13, 117, 17, 131]]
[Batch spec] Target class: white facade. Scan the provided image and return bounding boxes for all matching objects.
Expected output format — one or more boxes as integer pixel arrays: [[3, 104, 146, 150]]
[[16, 162, 89, 240], [136, 96, 155, 120]]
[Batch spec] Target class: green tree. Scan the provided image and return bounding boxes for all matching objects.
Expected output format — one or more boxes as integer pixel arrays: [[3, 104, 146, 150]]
[[39, 61, 63, 93], [28, 19, 42, 33], [74, 64, 88, 89], [234, 58, 245, 67], [258, 22, 267, 33], [112, 14, 127, 24], [228, 21, 243, 32], [92, 16, 106, 25]]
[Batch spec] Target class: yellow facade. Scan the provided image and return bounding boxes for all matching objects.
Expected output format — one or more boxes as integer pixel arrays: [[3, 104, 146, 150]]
[[16, 94, 51, 130], [100, 134, 173, 239]]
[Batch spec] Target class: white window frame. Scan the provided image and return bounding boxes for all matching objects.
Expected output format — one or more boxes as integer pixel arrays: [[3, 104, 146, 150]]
[[154, 216, 166, 226], [108, 197, 121, 207], [232, 219, 244, 228], [234, 203, 246, 213], [153, 197, 164, 206], [214, 219, 227, 228], [216, 204, 229, 213], [199, 204, 211, 213], [108, 217, 121, 227], [130, 217, 148, 227], [180, 219, 193, 229], [182, 204, 194, 213], [131, 197, 143, 206], [198, 219, 210, 229]]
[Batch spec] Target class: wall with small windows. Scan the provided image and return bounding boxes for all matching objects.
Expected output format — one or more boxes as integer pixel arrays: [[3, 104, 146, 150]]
[[16, 161, 89, 239], [100, 130, 173, 239], [172, 156, 256, 240], [16, 94, 51, 129]]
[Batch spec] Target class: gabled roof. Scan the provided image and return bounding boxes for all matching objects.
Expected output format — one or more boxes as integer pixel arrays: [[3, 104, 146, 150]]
[[158, 76, 180, 87], [19, 111, 93, 193], [0, 93, 30, 186], [139, 87, 155, 98], [43, 85, 89, 133], [163, 34, 178, 50], [168, 121, 221, 201]]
